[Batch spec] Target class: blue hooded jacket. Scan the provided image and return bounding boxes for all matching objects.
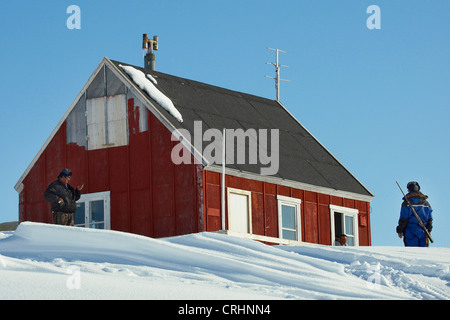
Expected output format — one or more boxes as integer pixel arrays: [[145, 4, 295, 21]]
[[397, 192, 433, 244]]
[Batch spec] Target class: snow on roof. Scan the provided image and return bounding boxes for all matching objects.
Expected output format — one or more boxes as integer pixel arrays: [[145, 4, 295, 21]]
[[147, 74, 157, 84], [119, 64, 183, 122]]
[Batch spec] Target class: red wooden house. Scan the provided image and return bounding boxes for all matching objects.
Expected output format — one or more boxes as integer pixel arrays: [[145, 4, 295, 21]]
[[15, 57, 374, 246]]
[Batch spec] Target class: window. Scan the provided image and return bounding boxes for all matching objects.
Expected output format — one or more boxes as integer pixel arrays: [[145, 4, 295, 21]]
[[86, 94, 127, 150], [330, 205, 359, 246], [75, 191, 111, 229], [227, 188, 252, 234], [277, 195, 302, 241]]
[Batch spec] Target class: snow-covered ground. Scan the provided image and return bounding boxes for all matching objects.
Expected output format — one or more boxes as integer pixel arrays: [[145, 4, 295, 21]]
[[0, 222, 449, 300]]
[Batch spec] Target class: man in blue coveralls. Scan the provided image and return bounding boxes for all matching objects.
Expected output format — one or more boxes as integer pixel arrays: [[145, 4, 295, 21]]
[[396, 181, 433, 247]]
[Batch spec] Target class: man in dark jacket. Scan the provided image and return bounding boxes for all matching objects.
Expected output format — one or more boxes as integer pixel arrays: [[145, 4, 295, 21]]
[[44, 169, 84, 226], [396, 181, 433, 247]]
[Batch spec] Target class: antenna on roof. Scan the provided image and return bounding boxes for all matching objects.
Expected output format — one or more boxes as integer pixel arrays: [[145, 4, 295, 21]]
[[265, 47, 289, 102], [142, 34, 159, 71]]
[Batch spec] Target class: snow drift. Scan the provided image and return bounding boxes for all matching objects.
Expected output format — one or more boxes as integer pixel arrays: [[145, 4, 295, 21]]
[[0, 222, 449, 300]]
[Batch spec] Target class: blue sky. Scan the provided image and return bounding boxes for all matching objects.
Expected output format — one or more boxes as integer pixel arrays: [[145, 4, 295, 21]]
[[1, 1, 449, 247]]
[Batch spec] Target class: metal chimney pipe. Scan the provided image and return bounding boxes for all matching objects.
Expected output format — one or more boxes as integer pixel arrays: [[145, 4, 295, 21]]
[[144, 52, 156, 71]]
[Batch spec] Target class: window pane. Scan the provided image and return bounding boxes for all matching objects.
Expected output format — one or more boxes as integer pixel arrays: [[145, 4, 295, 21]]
[[345, 215, 354, 236], [334, 212, 343, 235], [282, 205, 296, 229], [346, 236, 355, 246], [282, 230, 297, 241], [90, 200, 104, 224], [75, 203, 85, 226]]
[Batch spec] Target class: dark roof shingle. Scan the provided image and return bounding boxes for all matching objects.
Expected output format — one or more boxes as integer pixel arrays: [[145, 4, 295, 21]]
[[111, 59, 373, 198]]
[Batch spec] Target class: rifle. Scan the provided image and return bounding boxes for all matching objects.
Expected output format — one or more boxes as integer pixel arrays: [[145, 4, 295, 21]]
[[396, 181, 433, 243]]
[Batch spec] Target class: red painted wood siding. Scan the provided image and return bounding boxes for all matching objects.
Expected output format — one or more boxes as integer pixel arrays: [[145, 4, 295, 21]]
[[19, 98, 202, 239], [18, 96, 371, 246], [203, 171, 371, 246]]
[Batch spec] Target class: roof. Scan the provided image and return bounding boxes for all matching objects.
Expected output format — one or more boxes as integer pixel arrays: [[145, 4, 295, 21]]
[[109, 59, 373, 200], [15, 57, 373, 201]]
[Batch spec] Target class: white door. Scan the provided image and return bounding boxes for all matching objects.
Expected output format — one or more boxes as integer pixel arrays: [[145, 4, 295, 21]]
[[227, 188, 252, 234]]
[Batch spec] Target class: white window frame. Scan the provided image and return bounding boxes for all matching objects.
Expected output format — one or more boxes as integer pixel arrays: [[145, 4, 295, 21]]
[[227, 188, 252, 234], [330, 204, 359, 246], [76, 191, 111, 230], [277, 195, 302, 242]]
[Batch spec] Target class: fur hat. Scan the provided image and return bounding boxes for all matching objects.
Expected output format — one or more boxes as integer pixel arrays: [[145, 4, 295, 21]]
[[407, 181, 420, 192]]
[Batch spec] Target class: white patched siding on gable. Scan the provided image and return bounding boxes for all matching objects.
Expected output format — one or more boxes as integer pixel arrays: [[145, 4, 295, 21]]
[[86, 94, 128, 150]]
